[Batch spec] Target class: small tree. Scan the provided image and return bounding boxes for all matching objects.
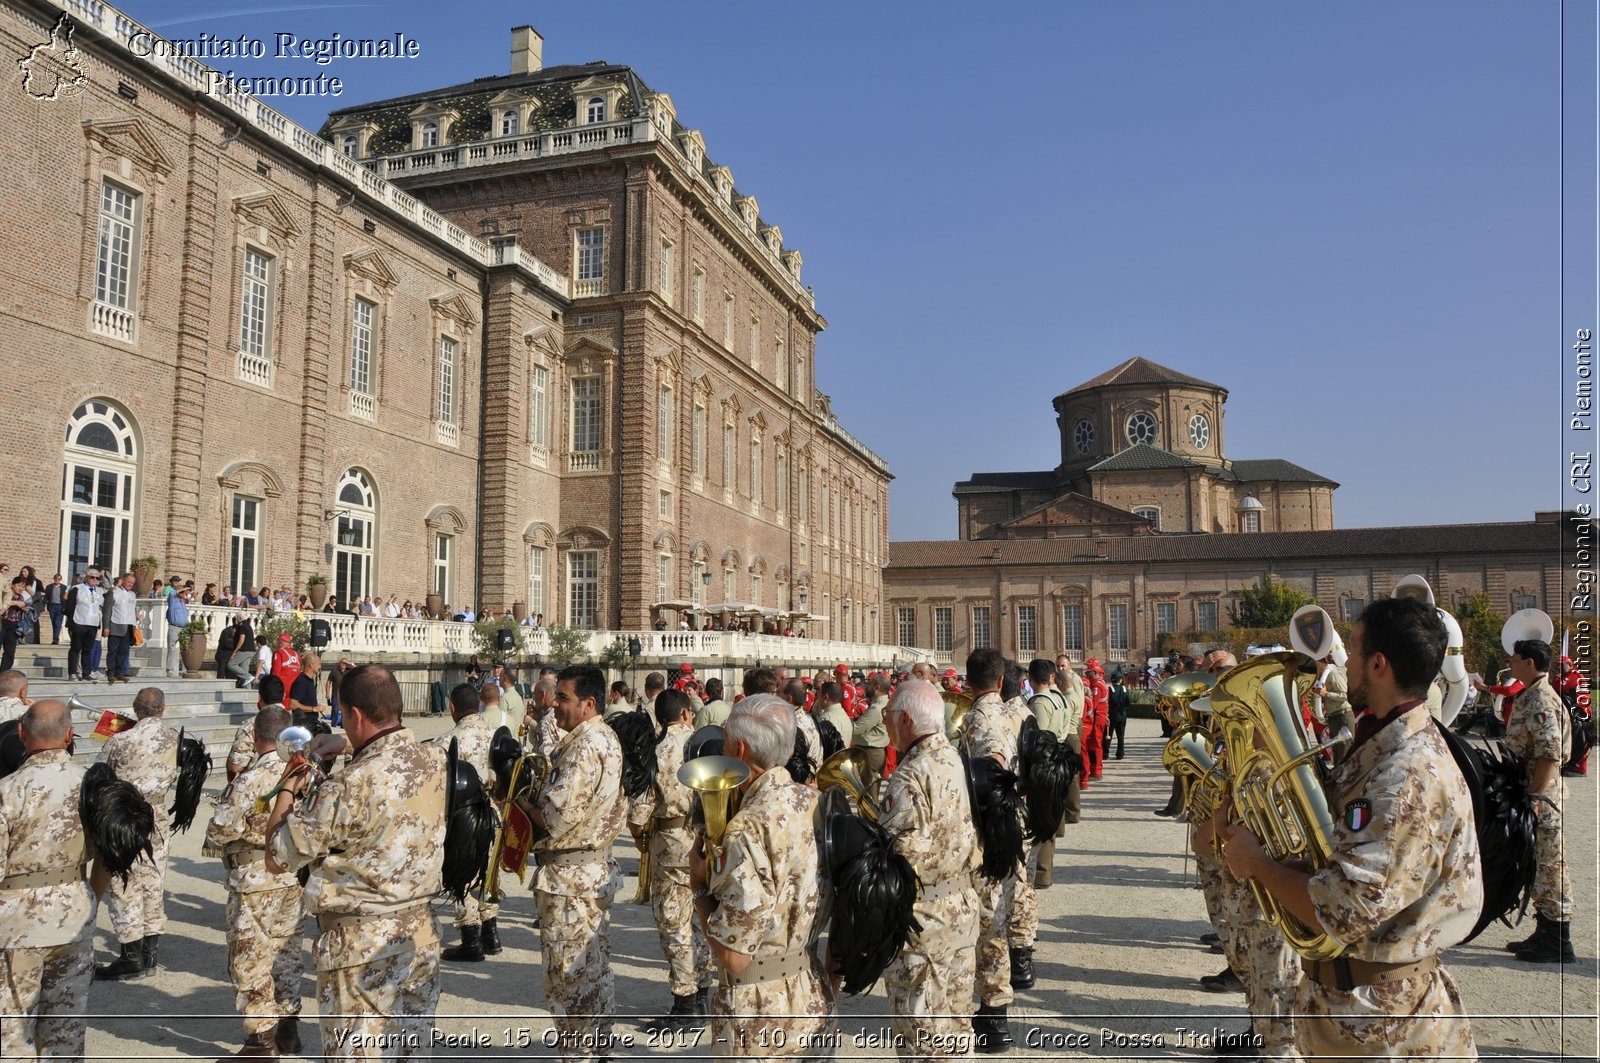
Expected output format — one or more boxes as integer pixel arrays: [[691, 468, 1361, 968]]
[[256, 611, 310, 653], [599, 636, 629, 674], [544, 624, 592, 666], [1456, 592, 1506, 678], [1230, 577, 1314, 629], [471, 616, 524, 660]]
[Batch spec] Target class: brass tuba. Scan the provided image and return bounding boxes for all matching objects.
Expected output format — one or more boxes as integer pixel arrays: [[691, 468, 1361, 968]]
[[943, 692, 973, 740], [678, 754, 749, 863], [1157, 671, 1217, 729], [816, 746, 882, 822], [1210, 651, 1349, 962], [1161, 727, 1226, 822]]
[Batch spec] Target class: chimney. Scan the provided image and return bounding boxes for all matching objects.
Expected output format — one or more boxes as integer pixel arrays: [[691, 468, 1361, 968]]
[[511, 26, 543, 74]]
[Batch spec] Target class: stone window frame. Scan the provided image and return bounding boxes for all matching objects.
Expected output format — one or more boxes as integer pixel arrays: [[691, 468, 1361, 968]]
[[1153, 599, 1179, 636], [424, 504, 468, 610], [80, 119, 172, 349], [557, 525, 612, 629], [1105, 598, 1132, 656], [428, 295, 477, 447], [226, 194, 300, 391], [339, 250, 397, 422], [216, 460, 282, 598]]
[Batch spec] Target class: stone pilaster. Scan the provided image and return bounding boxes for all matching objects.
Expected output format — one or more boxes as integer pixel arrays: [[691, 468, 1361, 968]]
[[293, 194, 335, 582]]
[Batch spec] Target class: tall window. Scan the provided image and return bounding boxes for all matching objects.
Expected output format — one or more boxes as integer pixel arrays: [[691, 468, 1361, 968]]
[[749, 435, 762, 503], [659, 489, 672, 519], [775, 451, 787, 513], [230, 496, 260, 593], [1155, 602, 1177, 635], [775, 340, 785, 388], [568, 551, 598, 628], [586, 96, 606, 123], [571, 377, 602, 464], [58, 401, 139, 583], [529, 365, 549, 449], [822, 483, 831, 539], [794, 353, 806, 398], [1062, 604, 1084, 653], [436, 336, 458, 440], [528, 545, 546, 615], [751, 574, 762, 607], [340, 134, 358, 157], [1018, 605, 1037, 655], [1341, 597, 1363, 623], [748, 317, 760, 368], [1196, 600, 1218, 632], [575, 228, 605, 295], [433, 534, 453, 602], [972, 606, 992, 650], [692, 400, 706, 478], [93, 180, 139, 340], [722, 293, 734, 347], [691, 560, 705, 606], [333, 469, 375, 607], [934, 608, 953, 653], [692, 268, 705, 322], [238, 247, 274, 384], [657, 386, 674, 462], [349, 298, 374, 418], [659, 239, 674, 301], [420, 121, 439, 147], [722, 568, 735, 603], [1240, 510, 1261, 533], [897, 607, 917, 647], [1109, 603, 1129, 655], [722, 422, 735, 492], [657, 555, 672, 604], [500, 110, 519, 136]]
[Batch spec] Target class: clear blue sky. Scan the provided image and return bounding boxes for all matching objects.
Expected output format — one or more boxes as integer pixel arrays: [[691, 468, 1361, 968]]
[[132, 0, 1595, 541]]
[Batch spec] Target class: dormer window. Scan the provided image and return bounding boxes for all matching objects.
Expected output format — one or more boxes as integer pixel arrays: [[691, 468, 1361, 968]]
[[340, 134, 358, 158], [420, 122, 439, 148], [587, 97, 606, 124], [501, 110, 520, 136]]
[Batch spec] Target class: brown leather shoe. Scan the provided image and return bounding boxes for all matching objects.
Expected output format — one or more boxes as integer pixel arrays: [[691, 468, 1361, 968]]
[[217, 1031, 278, 1060]]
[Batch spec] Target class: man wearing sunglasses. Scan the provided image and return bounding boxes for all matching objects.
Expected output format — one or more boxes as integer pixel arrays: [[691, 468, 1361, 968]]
[[64, 570, 104, 681]]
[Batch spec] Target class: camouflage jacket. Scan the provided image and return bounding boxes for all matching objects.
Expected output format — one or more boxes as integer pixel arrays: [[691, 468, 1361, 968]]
[[628, 721, 695, 867], [534, 713, 626, 898], [427, 712, 495, 783], [1506, 676, 1571, 802], [707, 767, 824, 961], [0, 749, 94, 949], [97, 715, 179, 831], [882, 731, 980, 891], [205, 749, 302, 894], [961, 691, 1032, 768]]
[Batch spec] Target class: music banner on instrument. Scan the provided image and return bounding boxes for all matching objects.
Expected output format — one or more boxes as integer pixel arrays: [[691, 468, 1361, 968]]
[[91, 710, 135, 741], [500, 799, 534, 875]]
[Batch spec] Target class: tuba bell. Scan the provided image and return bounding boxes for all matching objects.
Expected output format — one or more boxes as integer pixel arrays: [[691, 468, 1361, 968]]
[[943, 692, 973, 740], [1394, 575, 1470, 724], [1502, 608, 1555, 655], [1162, 727, 1226, 822], [1210, 651, 1350, 962], [678, 754, 749, 863], [1157, 671, 1217, 729], [816, 746, 882, 821]]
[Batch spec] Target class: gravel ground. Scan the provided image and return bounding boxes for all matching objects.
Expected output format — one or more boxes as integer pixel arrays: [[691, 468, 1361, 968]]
[[79, 715, 1597, 1060]]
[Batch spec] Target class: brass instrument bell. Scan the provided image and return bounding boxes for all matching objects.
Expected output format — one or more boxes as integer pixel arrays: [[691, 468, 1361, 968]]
[[815, 746, 882, 821], [678, 754, 749, 860]]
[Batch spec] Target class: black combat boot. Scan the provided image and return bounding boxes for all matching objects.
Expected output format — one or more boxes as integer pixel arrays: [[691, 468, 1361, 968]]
[[694, 985, 711, 1015], [275, 1017, 302, 1054], [1519, 919, 1577, 964], [442, 924, 485, 962], [1008, 946, 1035, 989], [972, 1002, 1013, 1054], [1507, 914, 1553, 953], [641, 992, 701, 1033], [142, 934, 161, 973], [481, 918, 503, 955], [216, 1030, 278, 1060], [94, 940, 145, 981]]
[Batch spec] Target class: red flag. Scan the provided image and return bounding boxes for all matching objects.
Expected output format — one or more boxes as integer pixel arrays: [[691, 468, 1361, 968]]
[[500, 800, 534, 877], [91, 710, 135, 741]]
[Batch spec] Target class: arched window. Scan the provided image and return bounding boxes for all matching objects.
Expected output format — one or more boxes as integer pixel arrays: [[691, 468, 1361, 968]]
[[420, 121, 439, 148], [587, 96, 606, 124], [333, 469, 376, 606], [59, 400, 139, 583], [501, 110, 520, 136], [340, 134, 358, 158]]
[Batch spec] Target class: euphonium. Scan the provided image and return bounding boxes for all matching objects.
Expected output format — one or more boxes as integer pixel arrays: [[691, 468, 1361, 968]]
[[1161, 726, 1226, 821], [1210, 651, 1350, 962], [816, 746, 882, 821], [678, 755, 749, 863]]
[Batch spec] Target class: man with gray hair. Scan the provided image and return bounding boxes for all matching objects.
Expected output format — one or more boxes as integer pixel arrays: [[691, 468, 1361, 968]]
[[93, 687, 179, 980], [882, 679, 980, 1057], [0, 669, 30, 725], [690, 694, 831, 1056]]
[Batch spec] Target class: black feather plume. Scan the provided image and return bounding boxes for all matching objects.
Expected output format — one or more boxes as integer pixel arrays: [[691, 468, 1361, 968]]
[[786, 728, 815, 785], [169, 729, 213, 833], [1463, 741, 1541, 943], [608, 710, 658, 800], [490, 726, 522, 797], [817, 719, 844, 760], [826, 818, 922, 994], [966, 755, 1025, 882], [79, 762, 155, 884], [441, 761, 499, 905], [1016, 723, 1074, 843]]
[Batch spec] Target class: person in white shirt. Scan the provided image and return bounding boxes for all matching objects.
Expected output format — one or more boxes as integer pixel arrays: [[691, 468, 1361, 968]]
[[66, 570, 105, 680], [0, 668, 29, 725], [104, 572, 139, 683], [384, 595, 401, 619]]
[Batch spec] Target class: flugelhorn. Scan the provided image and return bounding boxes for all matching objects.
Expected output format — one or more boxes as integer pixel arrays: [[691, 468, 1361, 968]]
[[255, 725, 327, 813], [678, 754, 748, 863]]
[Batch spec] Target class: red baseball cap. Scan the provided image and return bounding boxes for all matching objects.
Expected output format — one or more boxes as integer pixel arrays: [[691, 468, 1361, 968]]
[[680, 662, 694, 673], [942, 668, 958, 678], [278, 633, 292, 643], [834, 663, 849, 674]]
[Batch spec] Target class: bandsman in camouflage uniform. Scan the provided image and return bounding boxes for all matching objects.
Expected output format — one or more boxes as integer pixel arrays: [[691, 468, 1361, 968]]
[[881, 679, 980, 1061], [525, 664, 627, 1062], [94, 685, 179, 981], [227, 676, 288, 782], [958, 648, 1033, 1052], [631, 687, 712, 1030], [429, 683, 501, 963], [781, 678, 823, 774], [1224, 598, 1481, 1060], [1503, 637, 1576, 963], [205, 704, 306, 1058], [266, 664, 448, 1061], [0, 701, 102, 1060], [691, 694, 832, 1059]]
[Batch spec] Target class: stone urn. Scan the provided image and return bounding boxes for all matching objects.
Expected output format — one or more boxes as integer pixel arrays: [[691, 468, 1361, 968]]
[[180, 631, 207, 677], [308, 580, 329, 610], [131, 562, 156, 597], [426, 592, 444, 619], [513, 601, 529, 623]]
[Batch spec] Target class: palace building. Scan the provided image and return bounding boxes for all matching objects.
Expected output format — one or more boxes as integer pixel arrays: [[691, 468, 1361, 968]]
[[884, 358, 1575, 669], [3, 0, 889, 637]]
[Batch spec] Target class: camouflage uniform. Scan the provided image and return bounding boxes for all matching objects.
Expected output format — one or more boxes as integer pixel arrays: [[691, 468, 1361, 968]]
[[227, 719, 255, 777], [960, 691, 1033, 1007], [534, 710, 563, 759], [881, 731, 980, 1061], [1296, 705, 1481, 1060], [0, 748, 95, 1060], [97, 715, 178, 945], [627, 720, 710, 996], [205, 748, 306, 1039], [427, 713, 499, 929], [1505, 676, 1572, 920], [795, 710, 822, 770], [534, 714, 627, 1062], [706, 767, 832, 1059], [268, 727, 447, 1061]]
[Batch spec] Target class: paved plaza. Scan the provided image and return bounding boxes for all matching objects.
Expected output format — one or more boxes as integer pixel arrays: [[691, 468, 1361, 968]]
[[84, 716, 1597, 1060]]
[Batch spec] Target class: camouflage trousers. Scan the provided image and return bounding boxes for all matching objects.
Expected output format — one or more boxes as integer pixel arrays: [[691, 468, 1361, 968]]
[[316, 934, 440, 1061], [1006, 861, 1036, 948], [107, 827, 168, 943], [457, 890, 500, 929], [0, 939, 91, 1060], [1234, 904, 1300, 1060], [649, 861, 710, 998], [1294, 961, 1476, 1061], [1194, 844, 1247, 978], [1532, 800, 1573, 920], [227, 886, 304, 1036], [536, 889, 615, 1062], [884, 886, 978, 1061], [712, 966, 833, 1060], [974, 870, 1020, 1006]]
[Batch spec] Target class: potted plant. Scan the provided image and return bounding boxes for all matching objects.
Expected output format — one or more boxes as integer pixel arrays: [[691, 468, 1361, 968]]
[[306, 573, 329, 610], [177, 618, 209, 677], [131, 555, 160, 596]]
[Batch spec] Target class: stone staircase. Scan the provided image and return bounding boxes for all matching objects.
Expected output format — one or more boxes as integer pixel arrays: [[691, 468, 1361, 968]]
[[19, 645, 256, 774]]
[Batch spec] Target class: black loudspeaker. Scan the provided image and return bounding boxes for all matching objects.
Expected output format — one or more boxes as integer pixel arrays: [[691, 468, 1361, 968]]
[[496, 628, 515, 653], [627, 637, 642, 659], [309, 618, 331, 649]]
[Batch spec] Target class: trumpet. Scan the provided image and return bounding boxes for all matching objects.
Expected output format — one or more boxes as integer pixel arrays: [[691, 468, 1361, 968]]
[[255, 725, 328, 813]]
